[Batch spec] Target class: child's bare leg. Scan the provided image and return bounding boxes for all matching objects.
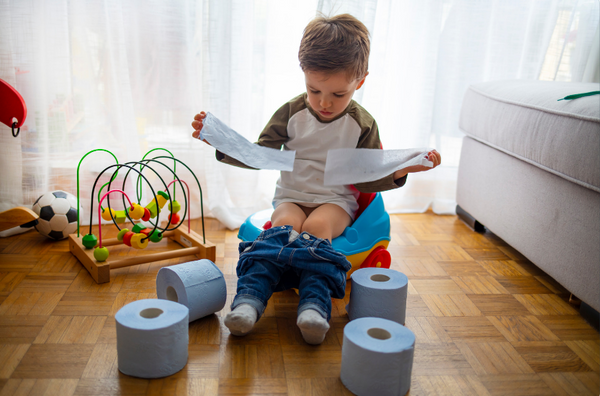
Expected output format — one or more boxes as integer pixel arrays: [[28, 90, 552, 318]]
[[271, 203, 308, 232], [301, 203, 352, 242]]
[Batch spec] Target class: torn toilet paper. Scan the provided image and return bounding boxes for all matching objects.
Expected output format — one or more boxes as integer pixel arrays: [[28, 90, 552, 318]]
[[324, 148, 433, 186], [199, 112, 296, 171]]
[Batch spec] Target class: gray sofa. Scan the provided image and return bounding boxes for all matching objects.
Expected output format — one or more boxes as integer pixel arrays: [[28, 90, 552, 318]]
[[456, 80, 600, 313]]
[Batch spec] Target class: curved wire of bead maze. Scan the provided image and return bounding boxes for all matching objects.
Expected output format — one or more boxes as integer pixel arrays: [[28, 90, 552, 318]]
[[69, 150, 216, 284]]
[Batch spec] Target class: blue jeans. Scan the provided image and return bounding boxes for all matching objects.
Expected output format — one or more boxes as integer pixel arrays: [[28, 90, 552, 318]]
[[231, 225, 352, 321]]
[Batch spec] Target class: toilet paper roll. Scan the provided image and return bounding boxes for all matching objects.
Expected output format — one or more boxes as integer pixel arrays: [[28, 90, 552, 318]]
[[341, 317, 415, 396], [156, 259, 227, 322], [116, 299, 189, 378], [347, 268, 408, 324]]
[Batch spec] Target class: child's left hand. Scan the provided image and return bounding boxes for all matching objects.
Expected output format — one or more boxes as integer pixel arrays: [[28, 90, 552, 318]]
[[393, 150, 441, 179]]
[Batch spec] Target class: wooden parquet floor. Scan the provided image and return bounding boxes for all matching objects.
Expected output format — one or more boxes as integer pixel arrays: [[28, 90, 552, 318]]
[[0, 212, 598, 395]]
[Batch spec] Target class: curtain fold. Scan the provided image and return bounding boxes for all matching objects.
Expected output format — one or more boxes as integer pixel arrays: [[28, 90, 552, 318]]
[[1, 0, 598, 229]]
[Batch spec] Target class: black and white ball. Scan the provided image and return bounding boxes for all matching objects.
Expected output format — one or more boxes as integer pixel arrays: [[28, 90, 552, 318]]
[[32, 190, 81, 240]]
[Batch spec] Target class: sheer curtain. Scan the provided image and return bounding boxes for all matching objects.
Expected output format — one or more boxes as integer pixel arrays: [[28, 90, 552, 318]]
[[1, 0, 598, 230]]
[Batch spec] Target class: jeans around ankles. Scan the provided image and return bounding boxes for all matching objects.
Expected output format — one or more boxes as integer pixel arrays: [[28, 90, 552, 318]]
[[231, 225, 352, 321]]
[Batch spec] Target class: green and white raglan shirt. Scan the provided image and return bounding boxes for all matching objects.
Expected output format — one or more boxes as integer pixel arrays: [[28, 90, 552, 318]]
[[216, 93, 407, 220]]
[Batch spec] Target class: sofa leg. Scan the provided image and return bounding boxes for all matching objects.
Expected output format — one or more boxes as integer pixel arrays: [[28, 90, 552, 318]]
[[456, 205, 485, 233], [580, 301, 600, 332]]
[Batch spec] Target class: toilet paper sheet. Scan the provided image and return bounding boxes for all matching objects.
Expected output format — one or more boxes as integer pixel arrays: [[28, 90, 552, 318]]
[[324, 148, 433, 186], [199, 112, 296, 171], [116, 299, 189, 379], [347, 268, 408, 325], [341, 317, 415, 396], [156, 259, 227, 322]]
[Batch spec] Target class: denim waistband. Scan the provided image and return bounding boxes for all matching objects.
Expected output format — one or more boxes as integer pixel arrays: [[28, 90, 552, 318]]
[[256, 225, 332, 250]]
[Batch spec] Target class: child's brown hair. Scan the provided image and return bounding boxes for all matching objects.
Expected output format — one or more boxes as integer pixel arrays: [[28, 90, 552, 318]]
[[298, 14, 370, 81]]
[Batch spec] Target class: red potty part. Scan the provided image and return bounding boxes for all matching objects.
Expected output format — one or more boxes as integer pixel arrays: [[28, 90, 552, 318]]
[[0, 79, 27, 128], [360, 246, 391, 269]]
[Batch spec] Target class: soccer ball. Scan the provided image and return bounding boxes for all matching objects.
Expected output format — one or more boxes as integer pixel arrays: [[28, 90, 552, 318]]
[[32, 190, 81, 240]]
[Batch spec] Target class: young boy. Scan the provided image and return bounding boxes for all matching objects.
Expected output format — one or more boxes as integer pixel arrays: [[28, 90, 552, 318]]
[[192, 14, 441, 344]]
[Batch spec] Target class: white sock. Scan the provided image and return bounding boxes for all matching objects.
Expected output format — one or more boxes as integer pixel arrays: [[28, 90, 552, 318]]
[[297, 309, 330, 345], [224, 303, 258, 336]]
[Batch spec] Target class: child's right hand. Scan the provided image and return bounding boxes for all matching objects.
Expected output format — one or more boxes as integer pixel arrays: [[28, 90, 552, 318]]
[[191, 112, 210, 144]]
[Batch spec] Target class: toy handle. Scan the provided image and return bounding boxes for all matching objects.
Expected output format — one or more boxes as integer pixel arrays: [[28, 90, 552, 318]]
[[0, 78, 27, 137]]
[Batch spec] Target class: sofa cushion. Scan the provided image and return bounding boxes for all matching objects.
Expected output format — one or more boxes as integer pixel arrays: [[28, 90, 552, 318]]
[[459, 80, 600, 193]]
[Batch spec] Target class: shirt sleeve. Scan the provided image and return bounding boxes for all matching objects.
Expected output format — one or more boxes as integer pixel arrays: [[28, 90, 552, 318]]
[[352, 118, 408, 193]]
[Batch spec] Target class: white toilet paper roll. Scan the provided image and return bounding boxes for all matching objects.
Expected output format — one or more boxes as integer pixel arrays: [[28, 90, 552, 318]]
[[116, 299, 189, 378], [156, 259, 227, 322], [341, 317, 415, 396], [347, 268, 408, 324]]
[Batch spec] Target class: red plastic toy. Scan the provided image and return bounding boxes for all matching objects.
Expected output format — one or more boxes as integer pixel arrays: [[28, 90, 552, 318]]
[[0, 78, 27, 137]]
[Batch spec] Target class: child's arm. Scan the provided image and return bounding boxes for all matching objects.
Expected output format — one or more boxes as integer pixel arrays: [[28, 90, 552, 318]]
[[392, 150, 441, 179], [191, 101, 294, 170], [351, 120, 441, 193]]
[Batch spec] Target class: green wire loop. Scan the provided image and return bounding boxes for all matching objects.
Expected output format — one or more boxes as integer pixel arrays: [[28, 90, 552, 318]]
[[76, 151, 206, 244], [138, 149, 176, 203], [76, 149, 119, 237]]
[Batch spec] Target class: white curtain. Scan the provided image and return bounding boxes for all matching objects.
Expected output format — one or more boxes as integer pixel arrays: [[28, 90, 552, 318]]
[[1, 0, 598, 230]]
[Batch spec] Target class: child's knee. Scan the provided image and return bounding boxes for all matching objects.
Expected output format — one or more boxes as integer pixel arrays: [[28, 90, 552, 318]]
[[271, 204, 305, 231], [301, 217, 331, 240], [272, 214, 303, 231]]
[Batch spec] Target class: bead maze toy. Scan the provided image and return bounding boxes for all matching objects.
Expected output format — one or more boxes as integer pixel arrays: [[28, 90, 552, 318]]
[[69, 149, 216, 283]]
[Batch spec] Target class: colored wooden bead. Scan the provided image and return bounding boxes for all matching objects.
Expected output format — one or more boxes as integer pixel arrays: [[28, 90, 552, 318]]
[[82, 234, 98, 249], [145, 198, 159, 218], [157, 190, 169, 199], [132, 223, 145, 233], [169, 200, 181, 214], [140, 228, 151, 236], [142, 207, 151, 221], [130, 233, 149, 249], [94, 246, 109, 262], [149, 230, 163, 243], [168, 213, 180, 224], [123, 231, 135, 247], [115, 210, 127, 224], [156, 195, 167, 209], [129, 203, 144, 220], [117, 228, 130, 242], [156, 190, 169, 209], [101, 208, 115, 221]]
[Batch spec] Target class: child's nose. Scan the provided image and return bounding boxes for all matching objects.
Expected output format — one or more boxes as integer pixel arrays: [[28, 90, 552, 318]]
[[320, 97, 332, 109]]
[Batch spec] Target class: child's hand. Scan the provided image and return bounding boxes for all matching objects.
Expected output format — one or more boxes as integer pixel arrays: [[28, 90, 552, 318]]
[[393, 150, 441, 179], [191, 112, 211, 145]]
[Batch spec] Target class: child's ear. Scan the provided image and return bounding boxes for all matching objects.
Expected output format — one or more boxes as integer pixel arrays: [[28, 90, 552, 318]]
[[356, 72, 369, 90]]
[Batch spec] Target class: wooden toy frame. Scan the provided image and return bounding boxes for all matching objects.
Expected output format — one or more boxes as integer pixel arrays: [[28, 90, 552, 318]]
[[69, 149, 216, 284], [69, 227, 215, 284]]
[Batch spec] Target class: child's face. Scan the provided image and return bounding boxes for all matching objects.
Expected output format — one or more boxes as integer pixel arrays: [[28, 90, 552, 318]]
[[304, 70, 367, 122]]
